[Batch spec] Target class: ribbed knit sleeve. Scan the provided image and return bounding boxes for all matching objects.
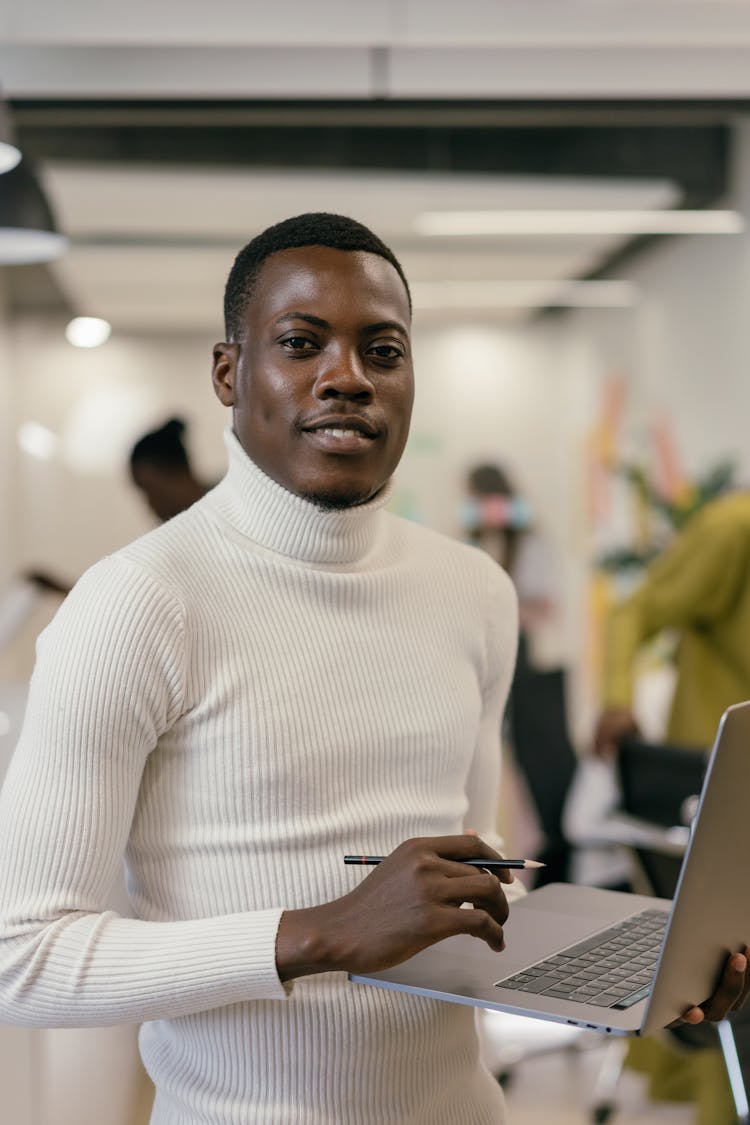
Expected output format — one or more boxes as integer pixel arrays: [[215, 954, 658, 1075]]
[[0, 556, 289, 1028]]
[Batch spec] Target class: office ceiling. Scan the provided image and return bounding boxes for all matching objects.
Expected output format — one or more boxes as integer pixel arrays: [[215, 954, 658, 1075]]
[[2, 0, 748, 329]]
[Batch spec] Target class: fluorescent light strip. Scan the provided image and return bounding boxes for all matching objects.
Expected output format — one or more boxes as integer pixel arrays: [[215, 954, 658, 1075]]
[[415, 210, 745, 237], [411, 279, 638, 310]]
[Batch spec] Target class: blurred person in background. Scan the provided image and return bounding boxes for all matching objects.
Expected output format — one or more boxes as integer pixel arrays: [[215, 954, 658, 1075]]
[[595, 487, 750, 759], [129, 416, 210, 523], [1, 418, 207, 664], [462, 462, 556, 673], [461, 462, 573, 885]]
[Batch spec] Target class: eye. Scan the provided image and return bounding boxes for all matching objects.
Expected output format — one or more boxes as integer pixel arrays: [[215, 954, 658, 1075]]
[[281, 335, 318, 352], [367, 342, 405, 362]]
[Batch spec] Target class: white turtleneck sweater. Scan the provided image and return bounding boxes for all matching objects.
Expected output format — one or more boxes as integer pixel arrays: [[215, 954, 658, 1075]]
[[0, 430, 519, 1124]]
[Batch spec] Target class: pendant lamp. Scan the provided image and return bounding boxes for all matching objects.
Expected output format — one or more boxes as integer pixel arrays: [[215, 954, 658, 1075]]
[[0, 98, 21, 175], [0, 158, 68, 264]]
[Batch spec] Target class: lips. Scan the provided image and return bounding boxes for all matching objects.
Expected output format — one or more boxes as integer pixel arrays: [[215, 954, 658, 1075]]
[[302, 414, 379, 438], [301, 415, 381, 455]]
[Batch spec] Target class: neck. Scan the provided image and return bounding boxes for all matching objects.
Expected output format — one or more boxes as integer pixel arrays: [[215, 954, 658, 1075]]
[[207, 428, 396, 566]]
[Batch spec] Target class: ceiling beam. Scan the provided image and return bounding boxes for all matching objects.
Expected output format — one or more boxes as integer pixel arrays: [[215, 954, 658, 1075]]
[[13, 102, 730, 209]]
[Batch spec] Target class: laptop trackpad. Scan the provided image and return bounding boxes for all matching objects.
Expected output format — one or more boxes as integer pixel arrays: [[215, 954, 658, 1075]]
[[498, 884, 641, 971]]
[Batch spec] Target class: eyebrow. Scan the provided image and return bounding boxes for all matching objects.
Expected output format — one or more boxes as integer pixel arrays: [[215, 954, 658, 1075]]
[[275, 312, 330, 330], [366, 320, 410, 338], [274, 312, 409, 337]]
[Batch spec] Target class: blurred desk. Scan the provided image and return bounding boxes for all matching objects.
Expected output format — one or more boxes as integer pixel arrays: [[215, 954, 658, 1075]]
[[585, 812, 691, 859]]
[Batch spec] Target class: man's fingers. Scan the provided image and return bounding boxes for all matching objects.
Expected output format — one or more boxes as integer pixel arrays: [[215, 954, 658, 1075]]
[[443, 872, 509, 923], [732, 947, 750, 1011], [490, 864, 516, 887], [676, 1007, 704, 1027], [705, 951, 748, 1019], [452, 905, 505, 951], [705, 951, 746, 1020], [427, 833, 503, 864], [441, 856, 515, 886], [460, 828, 516, 882], [685, 951, 747, 1024]]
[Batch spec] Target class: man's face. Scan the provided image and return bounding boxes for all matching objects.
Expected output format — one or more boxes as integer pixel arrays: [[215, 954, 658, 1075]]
[[212, 245, 414, 509]]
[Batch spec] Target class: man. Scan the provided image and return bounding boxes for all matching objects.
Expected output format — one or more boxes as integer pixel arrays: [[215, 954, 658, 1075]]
[[0, 214, 746, 1125]]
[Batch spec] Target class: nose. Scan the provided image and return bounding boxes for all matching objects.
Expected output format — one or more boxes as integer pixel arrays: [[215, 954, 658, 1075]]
[[314, 347, 374, 401]]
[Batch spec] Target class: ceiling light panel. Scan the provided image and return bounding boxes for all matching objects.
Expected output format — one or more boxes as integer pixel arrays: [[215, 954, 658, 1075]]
[[416, 210, 745, 237]]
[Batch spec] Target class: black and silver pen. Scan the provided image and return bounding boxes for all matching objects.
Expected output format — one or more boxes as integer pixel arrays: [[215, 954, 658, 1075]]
[[343, 855, 545, 870]]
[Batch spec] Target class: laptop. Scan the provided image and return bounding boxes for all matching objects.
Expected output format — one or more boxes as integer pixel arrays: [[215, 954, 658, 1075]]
[[349, 701, 750, 1036]]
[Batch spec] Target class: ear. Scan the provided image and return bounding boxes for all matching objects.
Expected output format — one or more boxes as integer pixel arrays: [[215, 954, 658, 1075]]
[[212, 342, 239, 407]]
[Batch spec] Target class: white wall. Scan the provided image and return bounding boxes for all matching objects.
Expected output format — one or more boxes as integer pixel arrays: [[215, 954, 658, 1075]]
[[564, 118, 750, 489]]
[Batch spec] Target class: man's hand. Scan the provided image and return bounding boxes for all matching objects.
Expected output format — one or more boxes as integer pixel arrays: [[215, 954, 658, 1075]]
[[275, 835, 513, 983], [593, 707, 640, 759], [672, 948, 750, 1027]]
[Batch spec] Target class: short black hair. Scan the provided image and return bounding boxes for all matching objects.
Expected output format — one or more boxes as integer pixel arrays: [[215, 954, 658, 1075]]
[[468, 463, 515, 497], [130, 417, 191, 471], [223, 212, 411, 340]]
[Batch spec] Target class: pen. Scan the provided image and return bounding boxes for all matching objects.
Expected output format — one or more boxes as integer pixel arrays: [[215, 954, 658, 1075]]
[[343, 855, 545, 870]]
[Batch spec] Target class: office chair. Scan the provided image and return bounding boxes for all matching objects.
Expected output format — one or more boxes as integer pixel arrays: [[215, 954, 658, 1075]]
[[616, 737, 708, 901], [506, 666, 578, 884]]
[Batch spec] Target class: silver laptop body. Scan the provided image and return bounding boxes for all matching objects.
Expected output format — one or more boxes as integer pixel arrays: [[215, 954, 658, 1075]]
[[349, 701, 750, 1036]]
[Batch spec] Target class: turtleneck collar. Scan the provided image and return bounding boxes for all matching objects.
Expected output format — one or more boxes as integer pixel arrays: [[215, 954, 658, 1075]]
[[207, 427, 396, 566]]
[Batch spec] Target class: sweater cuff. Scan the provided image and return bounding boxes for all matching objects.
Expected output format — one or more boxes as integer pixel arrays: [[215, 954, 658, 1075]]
[[234, 907, 292, 1000]]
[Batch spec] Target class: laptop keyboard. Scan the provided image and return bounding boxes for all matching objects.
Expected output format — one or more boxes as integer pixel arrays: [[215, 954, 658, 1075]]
[[494, 907, 669, 1010]]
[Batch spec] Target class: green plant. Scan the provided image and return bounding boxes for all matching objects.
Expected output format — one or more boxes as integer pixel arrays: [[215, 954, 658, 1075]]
[[597, 457, 736, 573]]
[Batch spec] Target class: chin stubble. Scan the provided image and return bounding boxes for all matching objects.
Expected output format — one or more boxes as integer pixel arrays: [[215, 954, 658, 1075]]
[[300, 488, 373, 512]]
